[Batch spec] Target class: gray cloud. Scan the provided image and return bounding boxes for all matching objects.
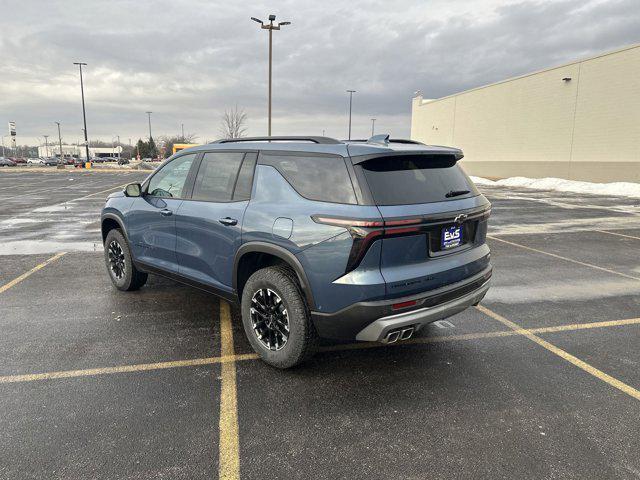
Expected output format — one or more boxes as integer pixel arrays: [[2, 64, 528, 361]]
[[1, 0, 639, 145]]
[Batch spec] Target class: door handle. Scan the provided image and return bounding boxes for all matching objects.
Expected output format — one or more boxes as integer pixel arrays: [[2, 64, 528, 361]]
[[160, 209, 173, 217], [219, 217, 238, 226]]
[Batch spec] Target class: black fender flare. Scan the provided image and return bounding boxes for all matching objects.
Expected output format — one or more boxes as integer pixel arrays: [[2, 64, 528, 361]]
[[233, 242, 315, 309], [101, 212, 128, 243]]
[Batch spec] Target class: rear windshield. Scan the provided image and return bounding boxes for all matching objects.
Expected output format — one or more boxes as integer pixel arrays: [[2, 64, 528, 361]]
[[359, 155, 478, 205]]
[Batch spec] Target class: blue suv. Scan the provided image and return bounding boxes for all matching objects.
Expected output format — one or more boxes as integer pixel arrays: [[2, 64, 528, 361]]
[[101, 135, 492, 368]]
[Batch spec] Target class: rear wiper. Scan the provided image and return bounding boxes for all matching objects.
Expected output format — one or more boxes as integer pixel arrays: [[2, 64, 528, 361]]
[[445, 189, 470, 198]]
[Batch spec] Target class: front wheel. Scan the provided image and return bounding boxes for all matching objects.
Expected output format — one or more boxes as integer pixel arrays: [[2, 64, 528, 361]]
[[104, 229, 148, 291], [240, 267, 317, 368]]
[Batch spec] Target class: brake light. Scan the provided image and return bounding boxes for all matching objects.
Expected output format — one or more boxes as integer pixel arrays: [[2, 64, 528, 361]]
[[312, 216, 383, 228], [312, 215, 424, 273], [312, 215, 420, 228]]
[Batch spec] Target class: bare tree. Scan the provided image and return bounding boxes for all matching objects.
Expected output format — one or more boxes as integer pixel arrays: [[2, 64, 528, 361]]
[[219, 106, 248, 139]]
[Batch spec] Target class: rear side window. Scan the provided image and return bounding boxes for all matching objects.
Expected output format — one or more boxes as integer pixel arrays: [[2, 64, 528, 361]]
[[359, 155, 478, 205], [192, 152, 245, 202], [233, 153, 257, 201], [261, 153, 357, 204]]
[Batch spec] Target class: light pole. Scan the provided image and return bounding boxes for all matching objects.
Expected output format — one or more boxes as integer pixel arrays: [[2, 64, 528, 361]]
[[181, 123, 185, 140], [112, 135, 121, 162], [346, 90, 356, 140], [251, 15, 291, 136], [370, 118, 376, 137], [73, 62, 90, 162], [54, 122, 63, 166], [43, 135, 49, 158], [146, 111, 153, 158]]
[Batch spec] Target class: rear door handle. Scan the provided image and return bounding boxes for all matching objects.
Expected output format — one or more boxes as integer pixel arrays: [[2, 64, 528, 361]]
[[160, 209, 173, 217], [219, 217, 238, 226]]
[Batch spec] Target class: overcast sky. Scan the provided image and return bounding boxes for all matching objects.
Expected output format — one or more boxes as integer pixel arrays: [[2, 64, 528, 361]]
[[1, 0, 639, 147]]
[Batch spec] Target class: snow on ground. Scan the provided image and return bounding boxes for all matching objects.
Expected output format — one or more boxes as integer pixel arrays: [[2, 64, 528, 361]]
[[470, 176, 640, 198]]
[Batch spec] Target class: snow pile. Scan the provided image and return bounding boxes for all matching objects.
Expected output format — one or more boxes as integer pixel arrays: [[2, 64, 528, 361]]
[[469, 176, 640, 198]]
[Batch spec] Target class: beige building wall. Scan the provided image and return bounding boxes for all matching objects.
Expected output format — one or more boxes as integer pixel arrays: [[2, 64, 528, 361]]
[[411, 44, 640, 182]]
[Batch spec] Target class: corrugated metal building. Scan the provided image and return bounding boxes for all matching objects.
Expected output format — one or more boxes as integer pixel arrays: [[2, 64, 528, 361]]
[[411, 44, 640, 182]]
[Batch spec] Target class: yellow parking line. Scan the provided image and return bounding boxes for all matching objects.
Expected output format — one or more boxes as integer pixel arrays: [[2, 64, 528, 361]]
[[218, 301, 240, 480], [78, 183, 129, 200], [3, 315, 640, 385], [488, 235, 640, 281], [0, 252, 66, 294], [476, 305, 640, 401], [595, 230, 640, 241], [0, 357, 218, 384]]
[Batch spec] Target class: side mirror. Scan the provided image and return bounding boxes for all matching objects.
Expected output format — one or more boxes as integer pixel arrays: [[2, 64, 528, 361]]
[[124, 183, 142, 197]]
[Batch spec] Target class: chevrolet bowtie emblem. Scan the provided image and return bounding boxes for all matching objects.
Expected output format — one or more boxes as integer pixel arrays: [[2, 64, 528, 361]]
[[454, 214, 468, 225]]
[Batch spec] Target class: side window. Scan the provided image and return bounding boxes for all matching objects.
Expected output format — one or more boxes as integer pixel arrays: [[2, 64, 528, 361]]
[[261, 153, 357, 204], [147, 153, 197, 198], [232, 153, 257, 201], [192, 152, 245, 202]]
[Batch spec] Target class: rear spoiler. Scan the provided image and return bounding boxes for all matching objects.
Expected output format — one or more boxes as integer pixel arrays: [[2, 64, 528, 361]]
[[349, 149, 464, 164]]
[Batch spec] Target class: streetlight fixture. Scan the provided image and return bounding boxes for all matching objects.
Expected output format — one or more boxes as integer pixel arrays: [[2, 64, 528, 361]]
[[73, 62, 90, 162], [54, 122, 64, 167], [251, 14, 291, 136], [346, 90, 356, 140], [370, 118, 376, 137]]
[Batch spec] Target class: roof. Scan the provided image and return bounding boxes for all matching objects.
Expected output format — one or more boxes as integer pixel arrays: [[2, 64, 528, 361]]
[[179, 135, 462, 159]]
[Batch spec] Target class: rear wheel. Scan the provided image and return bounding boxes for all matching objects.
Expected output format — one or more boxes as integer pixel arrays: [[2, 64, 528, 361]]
[[241, 266, 317, 368], [104, 229, 147, 291]]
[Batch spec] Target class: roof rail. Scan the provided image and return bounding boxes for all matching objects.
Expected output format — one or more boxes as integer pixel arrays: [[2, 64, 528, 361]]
[[212, 136, 342, 145]]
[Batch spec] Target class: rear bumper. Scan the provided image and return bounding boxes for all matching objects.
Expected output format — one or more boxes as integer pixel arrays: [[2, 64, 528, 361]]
[[311, 266, 492, 341]]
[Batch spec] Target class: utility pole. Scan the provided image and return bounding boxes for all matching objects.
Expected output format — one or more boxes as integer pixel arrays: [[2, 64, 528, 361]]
[[251, 15, 291, 136], [181, 123, 185, 140], [370, 118, 376, 137], [55, 122, 63, 167], [73, 62, 90, 163], [117, 135, 121, 162], [347, 90, 356, 140], [43, 135, 49, 157]]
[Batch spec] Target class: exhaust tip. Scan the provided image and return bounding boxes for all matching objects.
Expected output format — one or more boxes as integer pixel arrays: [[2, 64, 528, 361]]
[[400, 327, 414, 340], [385, 330, 401, 343]]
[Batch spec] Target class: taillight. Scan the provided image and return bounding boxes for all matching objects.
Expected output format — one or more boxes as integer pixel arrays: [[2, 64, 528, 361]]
[[311, 216, 383, 228], [312, 215, 423, 273]]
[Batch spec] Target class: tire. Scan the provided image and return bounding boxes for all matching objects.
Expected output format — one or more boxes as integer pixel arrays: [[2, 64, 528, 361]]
[[104, 229, 148, 291], [241, 266, 317, 368]]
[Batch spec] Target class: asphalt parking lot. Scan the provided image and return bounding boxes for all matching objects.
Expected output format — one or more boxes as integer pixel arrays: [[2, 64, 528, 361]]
[[1, 170, 640, 480]]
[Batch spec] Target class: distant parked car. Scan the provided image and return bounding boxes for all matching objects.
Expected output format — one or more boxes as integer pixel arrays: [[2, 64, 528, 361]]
[[44, 157, 59, 166], [117, 158, 130, 165], [27, 157, 45, 165], [74, 158, 86, 168], [0, 157, 17, 167]]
